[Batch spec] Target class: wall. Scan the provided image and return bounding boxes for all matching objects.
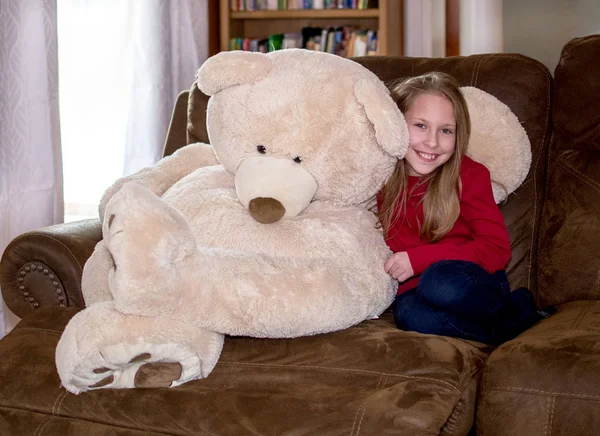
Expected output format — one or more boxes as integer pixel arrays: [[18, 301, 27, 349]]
[[504, 0, 600, 74]]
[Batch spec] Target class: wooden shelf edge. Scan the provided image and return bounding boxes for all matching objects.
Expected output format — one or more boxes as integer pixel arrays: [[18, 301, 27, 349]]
[[230, 9, 380, 20]]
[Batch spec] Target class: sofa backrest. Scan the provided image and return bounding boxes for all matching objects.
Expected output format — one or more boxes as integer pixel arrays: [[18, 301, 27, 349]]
[[537, 34, 600, 306], [180, 52, 553, 299]]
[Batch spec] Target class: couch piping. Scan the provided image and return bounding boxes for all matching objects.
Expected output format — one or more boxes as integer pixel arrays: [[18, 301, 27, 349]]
[[0, 405, 184, 436], [488, 386, 600, 401], [218, 361, 461, 392]]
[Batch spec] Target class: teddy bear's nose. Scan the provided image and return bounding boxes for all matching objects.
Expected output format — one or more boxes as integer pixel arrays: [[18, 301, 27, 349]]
[[248, 197, 286, 224]]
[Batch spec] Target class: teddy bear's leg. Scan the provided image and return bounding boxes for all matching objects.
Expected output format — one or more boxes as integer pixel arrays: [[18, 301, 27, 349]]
[[101, 182, 198, 312], [56, 301, 224, 394], [81, 241, 113, 306]]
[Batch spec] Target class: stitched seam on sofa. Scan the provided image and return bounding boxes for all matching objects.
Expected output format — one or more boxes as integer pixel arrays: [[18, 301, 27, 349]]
[[33, 418, 50, 436], [489, 387, 600, 400], [570, 302, 593, 330], [52, 391, 68, 415], [0, 405, 185, 436], [54, 391, 69, 416], [545, 396, 556, 436], [554, 153, 600, 193], [29, 232, 85, 272], [218, 361, 461, 392], [350, 375, 384, 436], [529, 64, 552, 292], [469, 58, 481, 87]]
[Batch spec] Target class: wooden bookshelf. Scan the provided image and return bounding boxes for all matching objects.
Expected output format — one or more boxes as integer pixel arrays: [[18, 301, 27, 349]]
[[219, 0, 403, 56]]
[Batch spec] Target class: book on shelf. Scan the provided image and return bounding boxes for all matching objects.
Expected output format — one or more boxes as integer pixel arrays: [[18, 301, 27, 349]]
[[229, 25, 377, 57], [230, 0, 377, 12]]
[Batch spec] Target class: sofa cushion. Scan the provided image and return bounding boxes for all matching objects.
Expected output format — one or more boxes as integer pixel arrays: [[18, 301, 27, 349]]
[[477, 300, 600, 436], [538, 34, 600, 305], [0, 307, 490, 435]]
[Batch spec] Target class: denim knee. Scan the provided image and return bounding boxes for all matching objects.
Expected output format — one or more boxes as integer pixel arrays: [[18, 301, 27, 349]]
[[394, 290, 439, 333], [418, 260, 478, 307]]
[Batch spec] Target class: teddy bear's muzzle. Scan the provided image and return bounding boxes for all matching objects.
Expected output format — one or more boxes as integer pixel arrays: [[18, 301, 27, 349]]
[[235, 156, 318, 223], [248, 197, 286, 224]]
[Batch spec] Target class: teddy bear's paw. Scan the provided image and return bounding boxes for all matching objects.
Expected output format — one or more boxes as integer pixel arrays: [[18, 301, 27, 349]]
[[62, 342, 203, 392], [56, 302, 225, 394], [102, 182, 197, 302], [93, 342, 203, 389]]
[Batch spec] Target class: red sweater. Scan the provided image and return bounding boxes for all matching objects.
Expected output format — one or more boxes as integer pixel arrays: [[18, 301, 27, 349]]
[[379, 156, 512, 295]]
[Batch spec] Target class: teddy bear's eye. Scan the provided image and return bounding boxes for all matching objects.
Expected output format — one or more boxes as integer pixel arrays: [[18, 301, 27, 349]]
[[257, 145, 267, 154], [293, 156, 302, 163]]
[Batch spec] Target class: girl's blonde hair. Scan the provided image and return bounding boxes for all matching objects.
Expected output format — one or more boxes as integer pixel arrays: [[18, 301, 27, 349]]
[[379, 72, 471, 242]]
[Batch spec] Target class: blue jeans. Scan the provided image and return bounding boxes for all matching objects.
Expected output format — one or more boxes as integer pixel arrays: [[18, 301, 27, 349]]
[[393, 260, 539, 345]]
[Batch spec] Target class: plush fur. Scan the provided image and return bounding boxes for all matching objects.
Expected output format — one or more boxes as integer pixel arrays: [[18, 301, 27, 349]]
[[461, 86, 531, 203], [56, 49, 409, 394], [55, 49, 530, 395]]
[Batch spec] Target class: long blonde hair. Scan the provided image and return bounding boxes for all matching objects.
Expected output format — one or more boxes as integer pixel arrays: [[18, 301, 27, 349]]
[[379, 72, 471, 242]]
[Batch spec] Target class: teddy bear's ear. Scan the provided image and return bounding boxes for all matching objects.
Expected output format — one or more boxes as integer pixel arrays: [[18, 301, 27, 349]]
[[196, 51, 274, 96], [354, 79, 409, 158], [460, 86, 532, 203]]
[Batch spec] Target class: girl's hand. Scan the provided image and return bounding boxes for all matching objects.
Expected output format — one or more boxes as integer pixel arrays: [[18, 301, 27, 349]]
[[384, 252, 415, 282]]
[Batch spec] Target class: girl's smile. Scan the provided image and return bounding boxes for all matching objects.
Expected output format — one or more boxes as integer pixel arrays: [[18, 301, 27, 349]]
[[404, 93, 456, 177]]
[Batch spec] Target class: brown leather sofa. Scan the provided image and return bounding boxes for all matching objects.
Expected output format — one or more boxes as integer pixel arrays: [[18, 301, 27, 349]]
[[0, 35, 598, 435]]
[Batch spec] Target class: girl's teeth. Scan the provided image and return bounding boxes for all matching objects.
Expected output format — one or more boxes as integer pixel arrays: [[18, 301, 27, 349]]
[[418, 152, 436, 160]]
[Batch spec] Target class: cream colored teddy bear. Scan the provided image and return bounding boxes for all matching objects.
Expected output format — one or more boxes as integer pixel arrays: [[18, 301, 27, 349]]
[[55, 49, 531, 394], [55, 49, 410, 393]]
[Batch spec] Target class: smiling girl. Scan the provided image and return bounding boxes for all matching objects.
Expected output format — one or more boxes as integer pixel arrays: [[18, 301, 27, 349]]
[[378, 72, 543, 345]]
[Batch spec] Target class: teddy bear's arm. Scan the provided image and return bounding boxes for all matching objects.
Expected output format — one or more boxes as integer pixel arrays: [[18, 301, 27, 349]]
[[98, 143, 218, 222]]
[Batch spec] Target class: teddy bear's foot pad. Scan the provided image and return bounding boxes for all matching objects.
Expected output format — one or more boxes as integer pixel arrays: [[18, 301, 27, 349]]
[[56, 302, 225, 394], [64, 341, 202, 392], [90, 353, 184, 388], [134, 361, 183, 388]]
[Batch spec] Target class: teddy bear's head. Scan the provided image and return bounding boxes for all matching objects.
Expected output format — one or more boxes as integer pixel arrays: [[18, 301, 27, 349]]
[[196, 49, 408, 223]]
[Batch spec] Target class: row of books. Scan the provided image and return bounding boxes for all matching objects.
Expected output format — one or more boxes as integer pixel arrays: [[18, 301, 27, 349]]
[[231, 0, 377, 11], [229, 26, 378, 57]]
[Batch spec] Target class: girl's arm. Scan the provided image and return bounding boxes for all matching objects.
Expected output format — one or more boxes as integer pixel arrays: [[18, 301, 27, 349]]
[[406, 162, 512, 275]]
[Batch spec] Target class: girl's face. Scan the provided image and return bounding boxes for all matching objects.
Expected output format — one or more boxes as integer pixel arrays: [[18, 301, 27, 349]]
[[404, 93, 456, 177]]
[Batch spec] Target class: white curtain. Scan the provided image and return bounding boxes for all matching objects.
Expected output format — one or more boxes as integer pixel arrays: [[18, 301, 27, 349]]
[[123, 0, 209, 175], [59, 0, 209, 219], [403, 0, 446, 57], [0, 0, 63, 337], [460, 0, 503, 55], [1, 0, 209, 336]]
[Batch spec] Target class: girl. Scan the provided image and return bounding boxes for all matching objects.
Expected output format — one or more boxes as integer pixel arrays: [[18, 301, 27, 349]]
[[378, 72, 545, 346]]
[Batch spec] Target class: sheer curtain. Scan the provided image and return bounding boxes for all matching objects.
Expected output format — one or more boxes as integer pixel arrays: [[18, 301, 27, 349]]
[[59, 0, 209, 221], [1, 0, 209, 335], [403, 0, 446, 57], [0, 0, 63, 337]]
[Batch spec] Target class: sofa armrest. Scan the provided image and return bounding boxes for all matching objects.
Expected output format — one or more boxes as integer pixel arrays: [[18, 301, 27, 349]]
[[477, 300, 600, 436], [0, 219, 102, 318], [162, 90, 191, 158]]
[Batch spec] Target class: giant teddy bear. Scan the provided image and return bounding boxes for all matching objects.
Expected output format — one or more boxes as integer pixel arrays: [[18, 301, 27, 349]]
[[55, 49, 531, 394]]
